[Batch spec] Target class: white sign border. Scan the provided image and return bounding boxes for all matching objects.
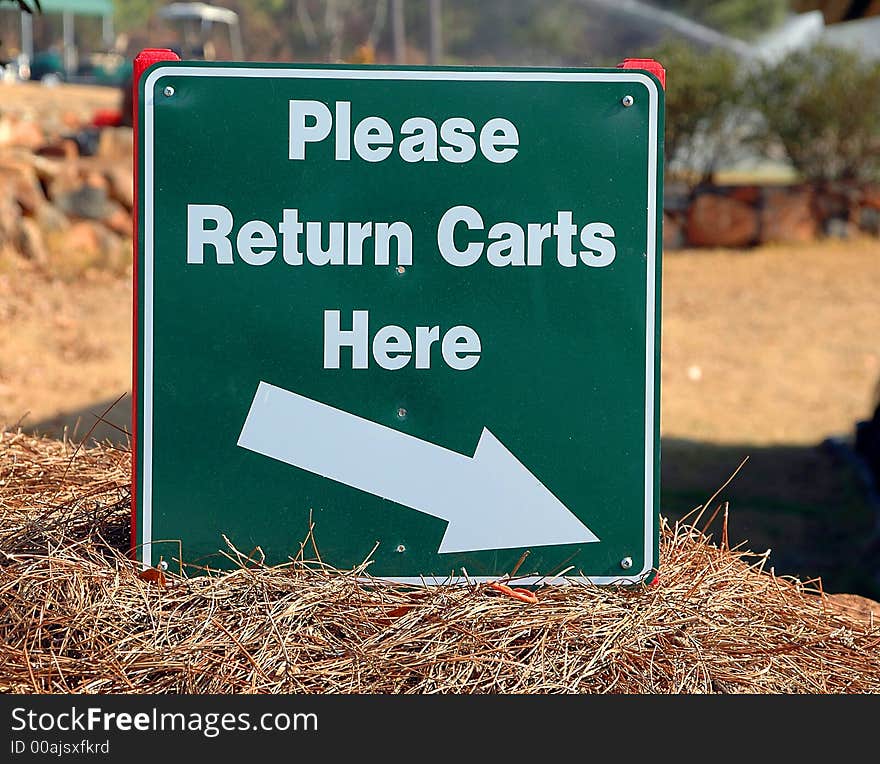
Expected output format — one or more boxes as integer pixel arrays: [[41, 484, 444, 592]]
[[140, 65, 660, 585]]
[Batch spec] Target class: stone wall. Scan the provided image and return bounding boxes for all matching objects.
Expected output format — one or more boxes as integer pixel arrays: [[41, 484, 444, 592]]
[[0, 113, 133, 271], [665, 182, 880, 249]]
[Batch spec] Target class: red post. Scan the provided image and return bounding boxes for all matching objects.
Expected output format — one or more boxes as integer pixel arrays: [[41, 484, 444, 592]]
[[618, 58, 666, 90], [131, 49, 180, 561]]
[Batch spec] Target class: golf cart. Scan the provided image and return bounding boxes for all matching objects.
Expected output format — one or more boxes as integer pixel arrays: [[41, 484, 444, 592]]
[[156, 2, 244, 61]]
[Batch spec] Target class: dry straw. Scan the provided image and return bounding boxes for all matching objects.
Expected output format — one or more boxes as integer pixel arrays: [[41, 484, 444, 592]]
[[1, 430, 878, 694]]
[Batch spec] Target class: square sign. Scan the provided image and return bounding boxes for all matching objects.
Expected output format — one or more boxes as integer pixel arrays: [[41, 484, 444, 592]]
[[135, 60, 663, 584]]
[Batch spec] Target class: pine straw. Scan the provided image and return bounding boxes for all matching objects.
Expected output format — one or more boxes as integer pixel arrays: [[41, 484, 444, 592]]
[[1, 430, 879, 694]]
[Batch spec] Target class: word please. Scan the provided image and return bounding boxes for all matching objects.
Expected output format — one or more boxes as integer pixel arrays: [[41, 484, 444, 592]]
[[289, 100, 519, 163]]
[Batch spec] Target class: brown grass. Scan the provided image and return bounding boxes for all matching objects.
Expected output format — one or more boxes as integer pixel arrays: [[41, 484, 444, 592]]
[[1, 430, 878, 694]]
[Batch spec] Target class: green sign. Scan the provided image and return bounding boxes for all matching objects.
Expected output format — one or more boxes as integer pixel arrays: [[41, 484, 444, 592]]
[[135, 62, 663, 584]]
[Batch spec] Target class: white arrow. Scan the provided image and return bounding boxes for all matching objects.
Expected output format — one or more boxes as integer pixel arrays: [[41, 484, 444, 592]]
[[237, 381, 599, 554]]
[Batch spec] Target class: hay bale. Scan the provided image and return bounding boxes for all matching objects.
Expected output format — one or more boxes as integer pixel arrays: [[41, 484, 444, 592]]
[[1, 430, 878, 694]]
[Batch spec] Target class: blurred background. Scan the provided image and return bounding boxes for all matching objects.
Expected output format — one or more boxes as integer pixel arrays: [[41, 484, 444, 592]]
[[1, 1, 879, 596]]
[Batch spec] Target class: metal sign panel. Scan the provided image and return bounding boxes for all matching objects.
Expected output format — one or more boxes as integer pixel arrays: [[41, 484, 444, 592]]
[[135, 61, 663, 583]]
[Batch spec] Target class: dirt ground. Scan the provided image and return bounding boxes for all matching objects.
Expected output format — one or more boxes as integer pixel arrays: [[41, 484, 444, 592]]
[[0, 80, 122, 131], [662, 239, 880, 445], [660, 239, 880, 596], [0, 265, 131, 441]]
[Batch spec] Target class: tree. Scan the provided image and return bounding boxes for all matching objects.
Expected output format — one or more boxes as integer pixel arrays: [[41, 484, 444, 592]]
[[641, 39, 745, 184], [111, 0, 154, 32], [749, 45, 880, 183], [650, 0, 788, 40]]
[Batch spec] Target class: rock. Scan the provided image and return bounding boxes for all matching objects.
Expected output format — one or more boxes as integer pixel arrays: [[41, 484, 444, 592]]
[[102, 201, 132, 237], [81, 169, 109, 194], [813, 194, 849, 225], [93, 223, 125, 262], [36, 203, 69, 233], [862, 185, 880, 211], [813, 183, 859, 228], [96, 127, 134, 162], [70, 127, 102, 158], [105, 165, 133, 211], [824, 218, 853, 239], [62, 220, 124, 261], [55, 185, 110, 221], [0, 116, 45, 150], [0, 178, 23, 244], [759, 187, 816, 244], [35, 138, 79, 160], [663, 182, 691, 213], [728, 186, 761, 205], [61, 111, 82, 130], [0, 118, 12, 148], [17, 218, 48, 265], [0, 242, 18, 264], [0, 158, 45, 215], [65, 220, 102, 257], [45, 160, 83, 203], [663, 212, 685, 250], [31, 154, 69, 185], [686, 193, 758, 248], [858, 206, 880, 236]]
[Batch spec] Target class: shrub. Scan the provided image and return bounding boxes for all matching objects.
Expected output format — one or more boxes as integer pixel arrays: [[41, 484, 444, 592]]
[[641, 40, 745, 185], [749, 45, 880, 184]]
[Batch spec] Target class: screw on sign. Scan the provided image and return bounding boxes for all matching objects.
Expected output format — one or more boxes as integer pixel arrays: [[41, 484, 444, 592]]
[[133, 53, 664, 584]]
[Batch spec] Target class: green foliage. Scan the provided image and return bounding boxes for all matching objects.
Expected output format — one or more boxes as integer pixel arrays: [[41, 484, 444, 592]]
[[112, 0, 153, 31], [641, 39, 744, 181], [442, 1, 592, 66], [106, 1, 792, 67], [749, 45, 880, 183], [651, 0, 788, 40]]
